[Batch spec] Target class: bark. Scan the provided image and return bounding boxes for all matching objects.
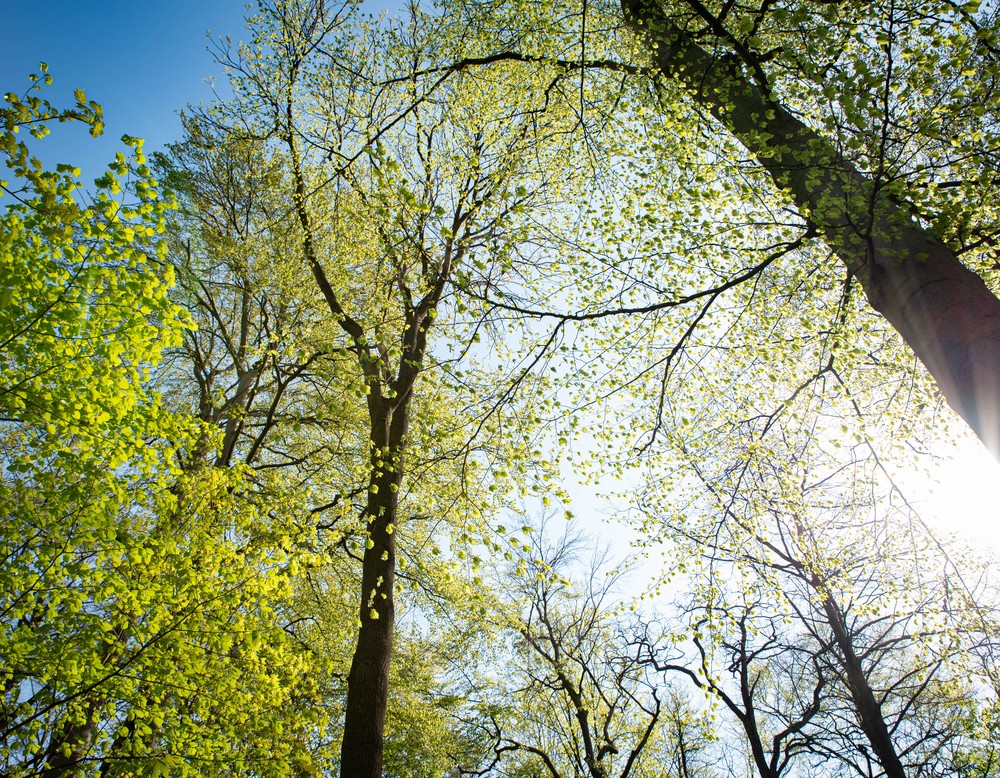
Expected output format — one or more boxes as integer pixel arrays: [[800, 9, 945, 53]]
[[40, 701, 99, 777], [621, 0, 1000, 457], [820, 594, 908, 778], [286, 119, 404, 775], [334, 272, 443, 777], [339, 395, 405, 778]]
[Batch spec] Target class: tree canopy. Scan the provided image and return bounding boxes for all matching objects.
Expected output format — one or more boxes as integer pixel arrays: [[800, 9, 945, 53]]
[[3, 1, 1000, 776]]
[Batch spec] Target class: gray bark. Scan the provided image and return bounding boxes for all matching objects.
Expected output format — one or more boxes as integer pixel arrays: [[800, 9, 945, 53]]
[[622, 0, 1000, 457]]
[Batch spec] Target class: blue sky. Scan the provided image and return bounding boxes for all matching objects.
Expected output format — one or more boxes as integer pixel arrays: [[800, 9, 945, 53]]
[[2, 1, 398, 183], [2, 1, 255, 181]]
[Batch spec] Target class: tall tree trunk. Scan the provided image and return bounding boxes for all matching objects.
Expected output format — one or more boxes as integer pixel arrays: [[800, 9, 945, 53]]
[[339, 394, 408, 778], [289, 121, 447, 773], [334, 305, 439, 777], [621, 0, 1000, 457]]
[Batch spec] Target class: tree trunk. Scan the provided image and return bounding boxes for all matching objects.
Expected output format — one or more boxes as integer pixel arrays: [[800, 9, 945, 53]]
[[821, 595, 908, 778], [339, 396, 408, 778], [621, 0, 1000, 457], [41, 702, 99, 777], [337, 293, 440, 777]]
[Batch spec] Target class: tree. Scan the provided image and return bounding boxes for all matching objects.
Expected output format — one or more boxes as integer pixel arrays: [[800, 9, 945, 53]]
[[432, 0, 1000, 457], [637, 420, 998, 778], [1, 72, 326, 777], [459, 520, 710, 778], [153, 118, 350, 475], [156, 99, 491, 777], [617, 0, 1000, 456], [198, 3, 586, 774], [640, 595, 825, 778]]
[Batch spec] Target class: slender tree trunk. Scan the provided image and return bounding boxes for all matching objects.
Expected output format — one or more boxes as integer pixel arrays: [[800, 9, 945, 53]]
[[335, 302, 439, 777], [290, 124, 447, 773], [622, 0, 1000, 457], [282, 107, 405, 776], [821, 594, 908, 778], [339, 396, 407, 778]]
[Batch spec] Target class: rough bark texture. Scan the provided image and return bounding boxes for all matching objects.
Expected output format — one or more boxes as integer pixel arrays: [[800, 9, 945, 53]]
[[622, 0, 1000, 457]]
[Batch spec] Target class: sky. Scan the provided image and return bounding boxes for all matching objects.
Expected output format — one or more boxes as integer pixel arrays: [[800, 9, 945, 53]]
[[2, 1, 258, 182], [1, 0, 398, 180]]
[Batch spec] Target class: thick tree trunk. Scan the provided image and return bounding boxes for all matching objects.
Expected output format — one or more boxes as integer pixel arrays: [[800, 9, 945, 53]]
[[622, 0, 1000, 457]]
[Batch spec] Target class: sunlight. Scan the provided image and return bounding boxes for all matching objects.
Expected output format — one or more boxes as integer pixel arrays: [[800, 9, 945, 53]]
[[909, 435, 1000, 554]]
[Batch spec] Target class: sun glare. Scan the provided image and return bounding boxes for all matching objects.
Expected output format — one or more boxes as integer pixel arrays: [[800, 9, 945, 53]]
[[909, 436, 1000, 555]]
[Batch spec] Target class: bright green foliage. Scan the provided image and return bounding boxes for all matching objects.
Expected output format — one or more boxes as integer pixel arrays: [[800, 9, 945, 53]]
[[1, 457, 324, 776], [0, 73, 328, 776], [1, 67, 187, 466], [425, 0, 1000, 457], [7, 0, 1000, 772]]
